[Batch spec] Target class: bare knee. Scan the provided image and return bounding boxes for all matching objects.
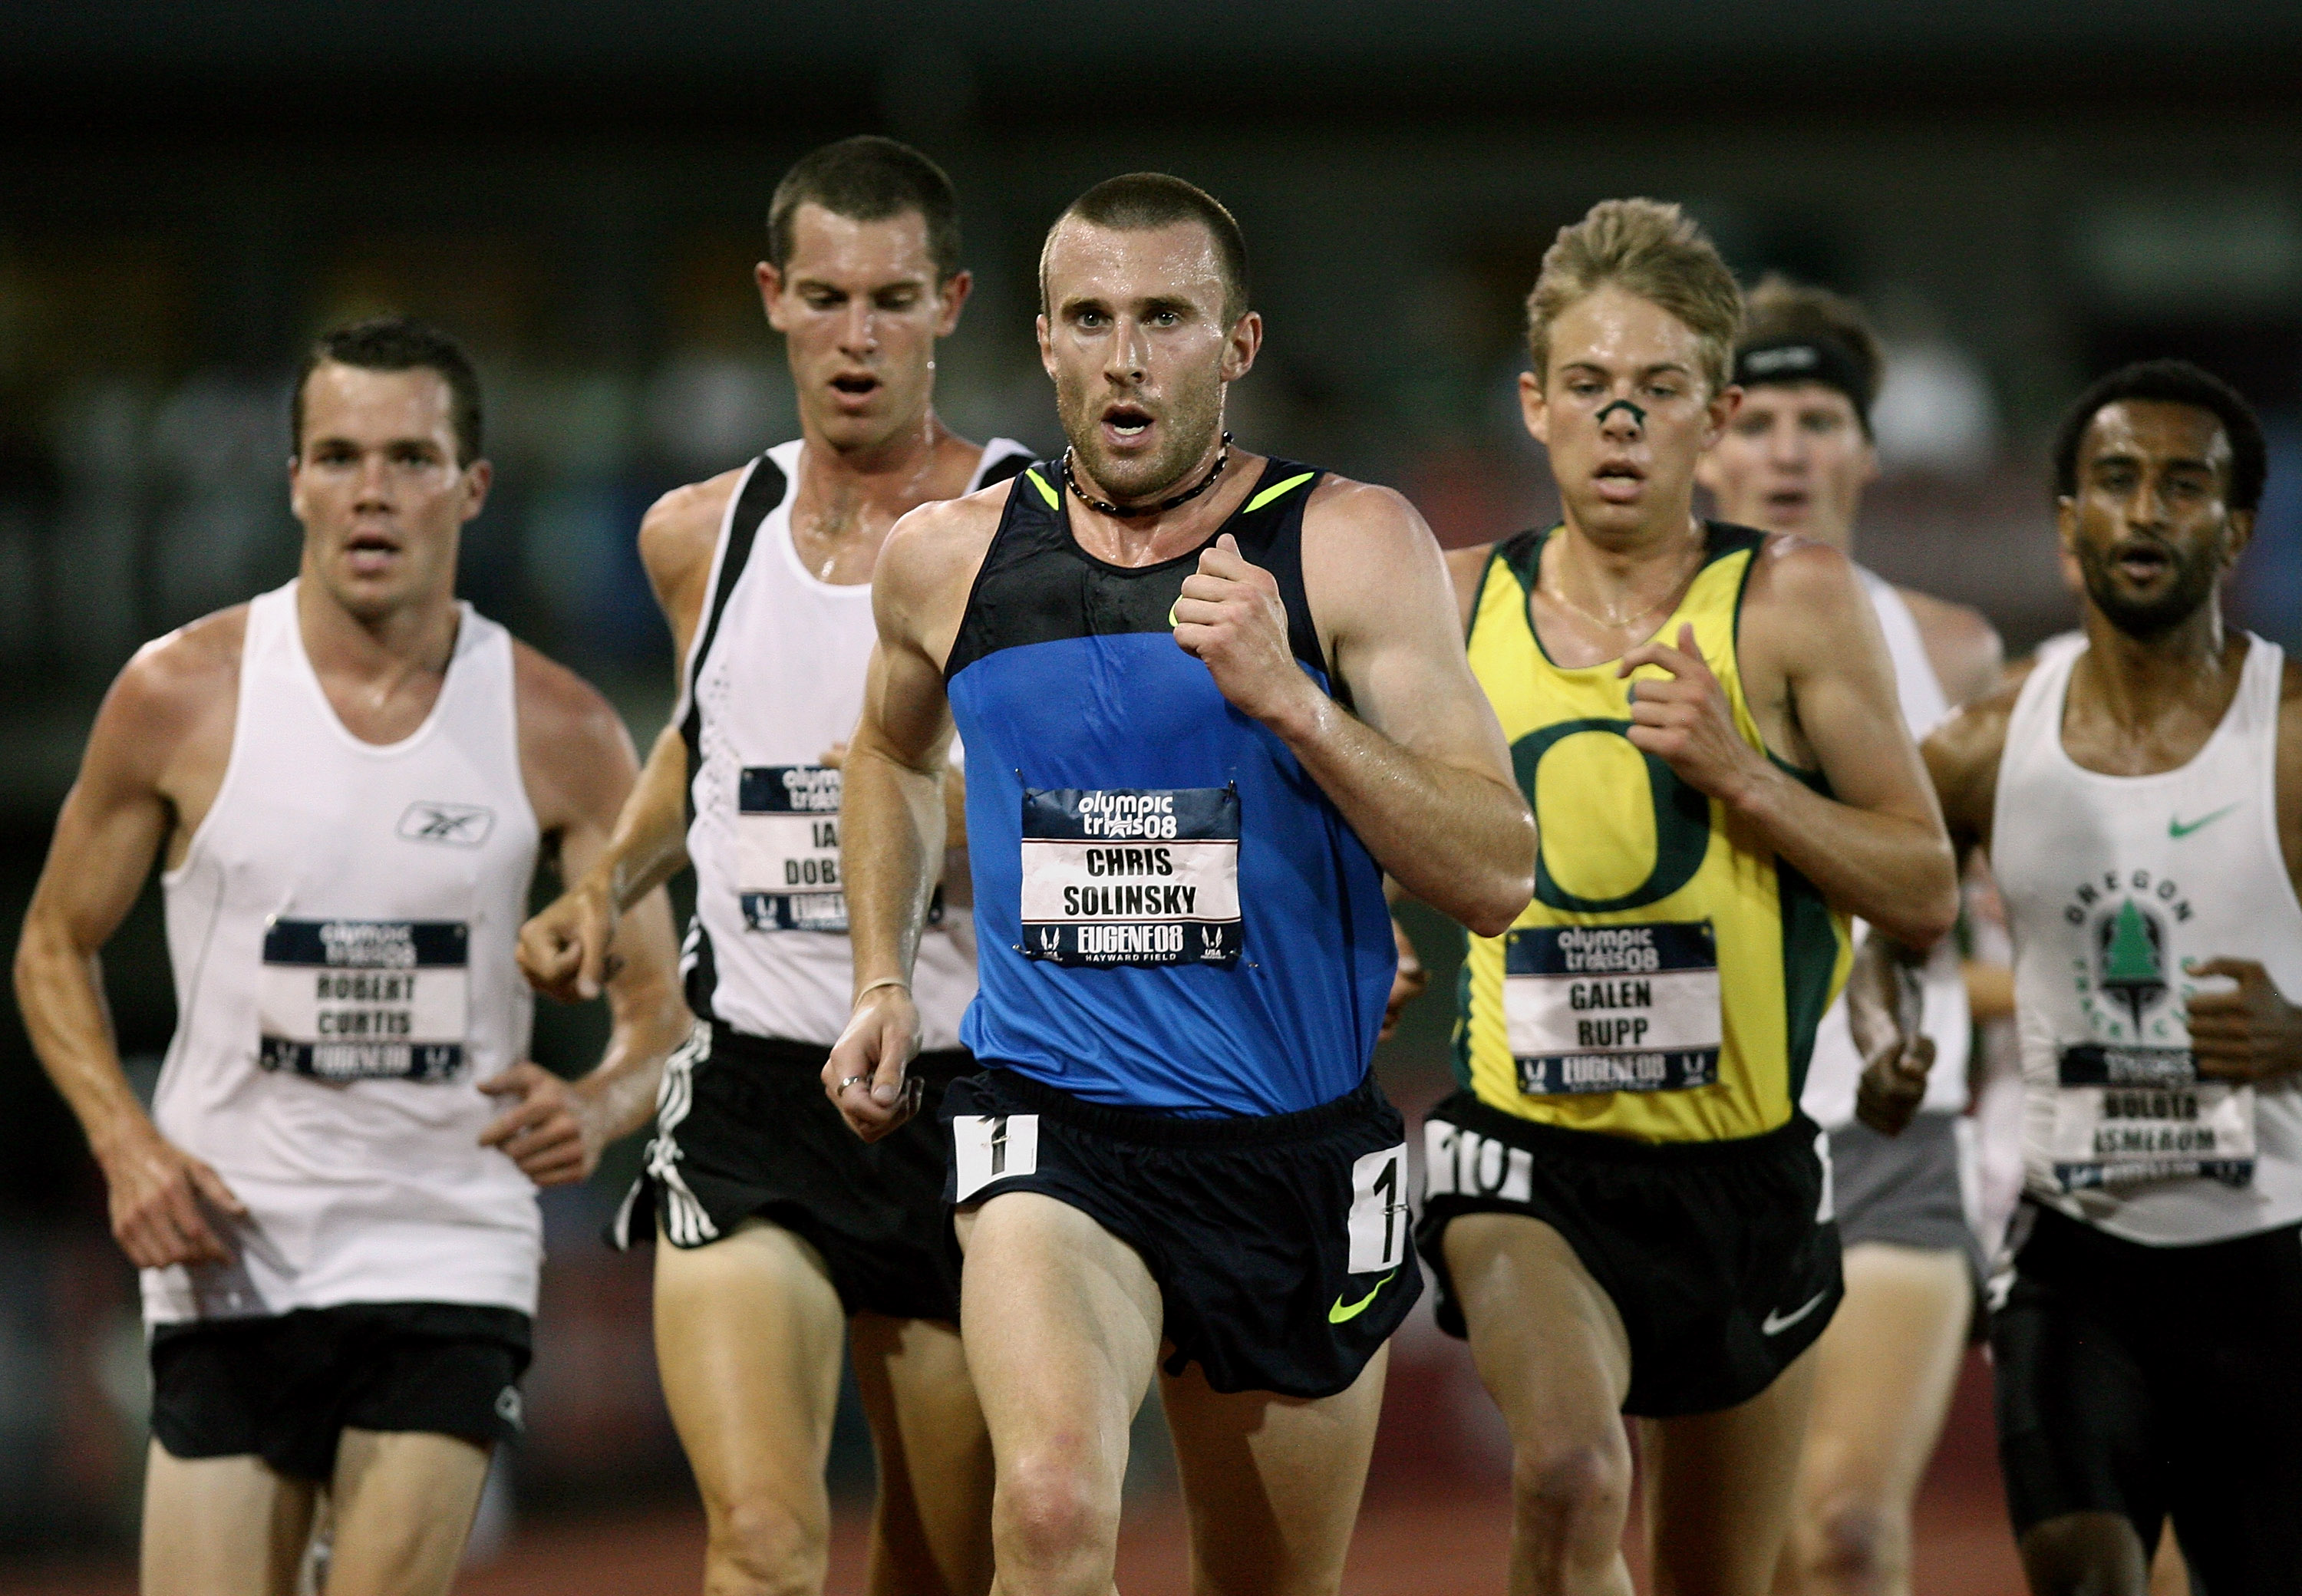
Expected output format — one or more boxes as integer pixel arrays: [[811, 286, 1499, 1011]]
[[1511, 1436, 1632, 1565], [1796, 1495, 1908, 1594], [994, 1451, 1119, 1573], [704, 1493, 828, 1596]]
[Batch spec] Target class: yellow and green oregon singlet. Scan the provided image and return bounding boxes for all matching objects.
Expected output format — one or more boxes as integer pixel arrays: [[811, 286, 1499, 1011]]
[[1456, 523, 1851, 1144]]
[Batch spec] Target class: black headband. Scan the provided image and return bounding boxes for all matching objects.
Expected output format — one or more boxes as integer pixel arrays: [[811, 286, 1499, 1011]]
[[1733, 335, 1872, 426]]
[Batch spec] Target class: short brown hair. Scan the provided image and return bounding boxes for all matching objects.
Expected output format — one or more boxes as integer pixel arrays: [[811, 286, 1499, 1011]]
[[293, 315, 482, 466], [1041, 173, 1250, 324], [767, 136, 961, 282], [1525, 199, 1743, 395], [1741, 274, 1885, 417]]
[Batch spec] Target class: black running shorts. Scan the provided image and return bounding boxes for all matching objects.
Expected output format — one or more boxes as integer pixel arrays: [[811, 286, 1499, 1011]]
[[1418, 1090, 1842, 1418], [940, 1068, 1420, 1400], [1993, 1202, 2302, 1591], [150, 1302, 530, 1482], [615, 1020, 971, 1324]]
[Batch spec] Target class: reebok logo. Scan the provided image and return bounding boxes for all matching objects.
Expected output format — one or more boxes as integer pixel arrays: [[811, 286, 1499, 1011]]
[[1329, 1270, 1397, 1324], [2169, 805, 2238, 839], [397, 802, 495, 846]]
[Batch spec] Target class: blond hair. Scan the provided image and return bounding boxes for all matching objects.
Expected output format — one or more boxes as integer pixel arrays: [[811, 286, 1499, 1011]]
[[1525, 199, 1743, 394]]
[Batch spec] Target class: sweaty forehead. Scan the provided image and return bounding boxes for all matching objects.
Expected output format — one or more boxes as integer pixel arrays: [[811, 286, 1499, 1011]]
[[1044, 218, 1227, 308], [302, 362, 454, 439], [2084, 399, 2232, 473], [1548, 285, 1703, 377], [782, 202, 936, 284]]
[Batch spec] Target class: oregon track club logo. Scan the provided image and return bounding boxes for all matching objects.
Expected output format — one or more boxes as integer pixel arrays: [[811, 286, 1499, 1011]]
[[2063, 869, 2192, 1044]]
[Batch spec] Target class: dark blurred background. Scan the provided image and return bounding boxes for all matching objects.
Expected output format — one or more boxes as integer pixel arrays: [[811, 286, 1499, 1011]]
[[2, 1, 2298, 1584]]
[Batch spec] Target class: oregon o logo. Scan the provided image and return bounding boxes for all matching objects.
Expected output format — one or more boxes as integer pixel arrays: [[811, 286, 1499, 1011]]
[[1515, 718, 1710, 913]]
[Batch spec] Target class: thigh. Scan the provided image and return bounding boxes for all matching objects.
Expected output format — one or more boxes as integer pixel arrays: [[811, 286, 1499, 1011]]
[[1159, 1344, 1389, 1596], [1992, 1262, 2162, 1555], [852, 1311, 996, 1596], [1793, 1242, 1973, 1512], [140, 1439, 316, 1596], [2162, 1310, 2302, 1594], [654, 1216, 849, 1522], [1443, 1211, 1633, 1447], [324, 1429, 490, 1596], [956, 1191, 1163, 1502], [1640, 1341, 1819, 1596]]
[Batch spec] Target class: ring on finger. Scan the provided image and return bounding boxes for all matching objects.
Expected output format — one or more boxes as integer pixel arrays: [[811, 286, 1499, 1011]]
[[839, 1075, 872, 1091]]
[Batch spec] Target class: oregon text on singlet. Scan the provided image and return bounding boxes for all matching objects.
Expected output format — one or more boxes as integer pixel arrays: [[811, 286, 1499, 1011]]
[[147, 582, 543, 1325], [944, 459, 1393, 1116], [1995, 635, 2302, 1245], [1455, 525, 1852, 1144], [679, 437, 1031, 1048]]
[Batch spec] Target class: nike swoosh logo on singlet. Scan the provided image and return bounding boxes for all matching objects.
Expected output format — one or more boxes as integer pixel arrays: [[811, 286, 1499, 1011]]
[[1329, 1270, 1398, 1324], [2170, 805, 2239, 839], [1760, 1290, 1829, 1337]]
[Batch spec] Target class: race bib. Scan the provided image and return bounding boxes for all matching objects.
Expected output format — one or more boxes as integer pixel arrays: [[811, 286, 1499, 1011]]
[[258, 918, 469, 1083], [1506, 922, 1721, 1095], [2048, 1044, 2256, 1190], [737, 765, 847, 932], [1019, 786, 1240, 968]]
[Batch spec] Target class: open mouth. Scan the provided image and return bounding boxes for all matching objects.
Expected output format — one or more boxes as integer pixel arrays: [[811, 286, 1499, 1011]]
[[829, 373, 881, 401], [1593, 460, 1646, 501], [345, 531, 401, 572], [1766, 489, 1810, 513], [2111, 541, 2174, 582], [1101, 404, 1154, 444]]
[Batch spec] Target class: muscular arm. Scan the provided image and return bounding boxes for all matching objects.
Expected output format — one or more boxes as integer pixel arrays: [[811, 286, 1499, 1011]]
[[518, 473, 727, 1002], [823, 495, 991, 1141], [1179, 483, 1533, 935], [13, 622, 249, 1267], [1630, 540, 1957, 946], [486, 648, 691, 1183]]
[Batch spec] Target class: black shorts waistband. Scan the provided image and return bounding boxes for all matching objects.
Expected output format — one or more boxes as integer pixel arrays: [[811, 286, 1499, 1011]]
[[708, 1021, 974, 1084], [981, 1068, 1383, 1148], [2019, 1199, 2302, 1270], [1431, 1089, 1819, 1167]]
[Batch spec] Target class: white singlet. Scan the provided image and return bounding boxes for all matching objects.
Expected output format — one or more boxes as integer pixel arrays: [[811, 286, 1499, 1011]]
[[1800, 569, 1973, 1128], [1996, 633, 2302, 1245], [146, 582, 543, 1325], [679, 437, 1032, 1049]]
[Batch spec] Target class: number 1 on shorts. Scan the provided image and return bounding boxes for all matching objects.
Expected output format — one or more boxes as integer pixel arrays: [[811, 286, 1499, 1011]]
[[1347, 1143, 1410, 1273]]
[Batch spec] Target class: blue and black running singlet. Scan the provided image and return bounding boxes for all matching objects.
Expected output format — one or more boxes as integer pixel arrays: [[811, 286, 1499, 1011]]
[[945, 457, 1394, 1116]]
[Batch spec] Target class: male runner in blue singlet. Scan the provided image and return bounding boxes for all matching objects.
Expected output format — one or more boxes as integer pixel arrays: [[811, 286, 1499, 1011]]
[[824, 173, 1536, 1596]]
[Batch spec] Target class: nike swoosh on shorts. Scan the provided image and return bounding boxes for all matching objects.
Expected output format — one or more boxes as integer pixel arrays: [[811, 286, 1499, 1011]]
[[1329, 1270, 1398, 1324], [1760, 1290, 1829, 1337]]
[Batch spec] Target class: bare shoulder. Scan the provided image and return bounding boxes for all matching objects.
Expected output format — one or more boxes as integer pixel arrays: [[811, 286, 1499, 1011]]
[[511, 639, 638, 828], [1922, 657, 2034, 827], [2278, 654, 2302, 742], [1299, 474, 1448, 601], [636, 467, 744, 622], [1739, 533, 1873, 661], [97, 605, 249, 770], [1748, 531, 1865, 607], [1444, 542, 1497, 634], [880, 480, 1009, 597], [1303, 473, 1431, 549], [1898, 586, 2005, 705]]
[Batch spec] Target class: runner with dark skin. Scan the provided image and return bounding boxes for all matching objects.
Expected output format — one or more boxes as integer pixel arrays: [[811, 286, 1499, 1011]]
[[1869, 392, 2302, 1596]]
